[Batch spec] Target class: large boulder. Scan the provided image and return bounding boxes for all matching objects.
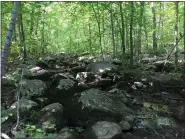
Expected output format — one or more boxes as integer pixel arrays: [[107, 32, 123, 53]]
[[86, 61, 118, 73], [79, 88, 134, 122], [20, 79, 47, 99], [10, 98, 38, 118], [38, 103, 64, 132], [52, 79, 78, 98], [84, 121, 122, 139], [56, 127, 79, 139]]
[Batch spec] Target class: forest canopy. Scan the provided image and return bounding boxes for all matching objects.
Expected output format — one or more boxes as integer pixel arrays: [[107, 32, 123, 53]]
[[1, 1, 184, 59]]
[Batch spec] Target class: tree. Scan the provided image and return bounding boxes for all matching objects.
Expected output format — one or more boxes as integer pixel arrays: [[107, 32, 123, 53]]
[[130, 2, 134, 68], [137, 2, 144, 56], [110, 3, 116, 58], [152, 2, 157, 53], [174, 2, 179, 69], [17, 10, 27, 61], [91, 3, 104, 58], [1, 2, 21, 77], [184, 2, 185, 61], [119, 2, 125, 61]]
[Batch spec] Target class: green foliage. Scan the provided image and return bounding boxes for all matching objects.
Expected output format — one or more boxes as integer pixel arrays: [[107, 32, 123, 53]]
[[14, 124, 57, 139], [1, 2, 184, 59], [1, 107, 13, 123]]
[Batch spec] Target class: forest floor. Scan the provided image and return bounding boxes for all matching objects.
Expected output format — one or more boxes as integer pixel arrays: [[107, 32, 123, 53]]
[[1, 52, 185, 139]]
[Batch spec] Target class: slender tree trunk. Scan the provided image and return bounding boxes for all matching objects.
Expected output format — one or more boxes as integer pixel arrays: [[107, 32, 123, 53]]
[[184, 2, 185, 61], [174, 2, 179, 69], [137, 2, 144, 56], [35, 5, 40, 36], [92, 3, 103, 59], [119, 2, 126, 61], [184, 2, 185, 78], [1, 2, 21, 77], [110, 4, 116, 58], [13, 27, 17, 42], [152, 2, 157, 53], [130, 2, 134, 68], [161, 2, 164, 48], [30, 3, 35, 39], [143, 16, 148, 49], [18, 12, 26, 61], [69, 29, 72, 52], [88, 22, 92, 54]]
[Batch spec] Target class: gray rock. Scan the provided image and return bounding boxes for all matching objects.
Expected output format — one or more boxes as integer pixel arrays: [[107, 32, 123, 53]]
[[89, 121, 122, 139], [86, 61, 117, 73], [10, 98, 38, 117], [120, 121, 132, 131], [56, 127, 78, 139], [20, 79, 47, 98], [79, 88, 133, 118], [55, 79, 78, 97], [39, 103, 64, 132]]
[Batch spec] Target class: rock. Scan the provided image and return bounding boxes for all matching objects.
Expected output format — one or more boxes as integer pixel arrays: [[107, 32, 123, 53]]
[[54, 79, 78, 97], [86, 61, 117, 73], [151, 73, 182, 86], [120, 121, 132, 131], [141, 56, 157, 63], [134, 82, 143, 89], [76, 72, 96, 83], [79, 88, 133, 120], [38, 103, 64, 132], [20, 79, 47, 98], [172, 106, 185, 122], [56, 127, 78, 139], [153, 60, 174, 72], [121, 133, 142, 139], [52, 73, 75, 81], [179, 89, 185, 98], [144, 65, 157, 71], [23, 66, 54, 80], [33, 97, 49, 108], [87, 121, 122, 139], [10, 98, 38, 117], [71, 66, 86, 73]]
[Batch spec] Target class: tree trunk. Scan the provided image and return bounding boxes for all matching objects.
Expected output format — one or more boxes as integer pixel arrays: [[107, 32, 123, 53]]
[[184, 2, 185, 61], [1, 2, 21, 77], [143, 16, 148, 49], [110, 4, 116, 58], [161, 2, 164, 48], [137, 2, 144, 56], [92, 3, 103, 59], [119, 2, 126, 61], [130, 2, 134, 68], [174, 2, 179, 69], [88, 22, 92, 54], [30, 3, 35, 39], [18, 11, 26, 61], [152, 2, 157, 53]]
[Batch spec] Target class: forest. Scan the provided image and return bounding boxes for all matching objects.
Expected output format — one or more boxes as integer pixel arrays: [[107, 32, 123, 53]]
[[1, 1, 185, 139]]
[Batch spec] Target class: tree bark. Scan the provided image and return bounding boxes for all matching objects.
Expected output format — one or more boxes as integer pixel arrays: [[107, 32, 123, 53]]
[[88, 22, 92, 54], [1, 2, 21, 77], [30, 2, 35, 39], [174, 2, 179, 69], [184, 2, 185, 61], [110, 4, 116, 58], [152, 2, 157, 53], [18, 11, 26, 61], [119, 2, 126, 61], [137, 2, 144, 56], [92, 3, 103, 59], [130, 2, 134, 68]]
